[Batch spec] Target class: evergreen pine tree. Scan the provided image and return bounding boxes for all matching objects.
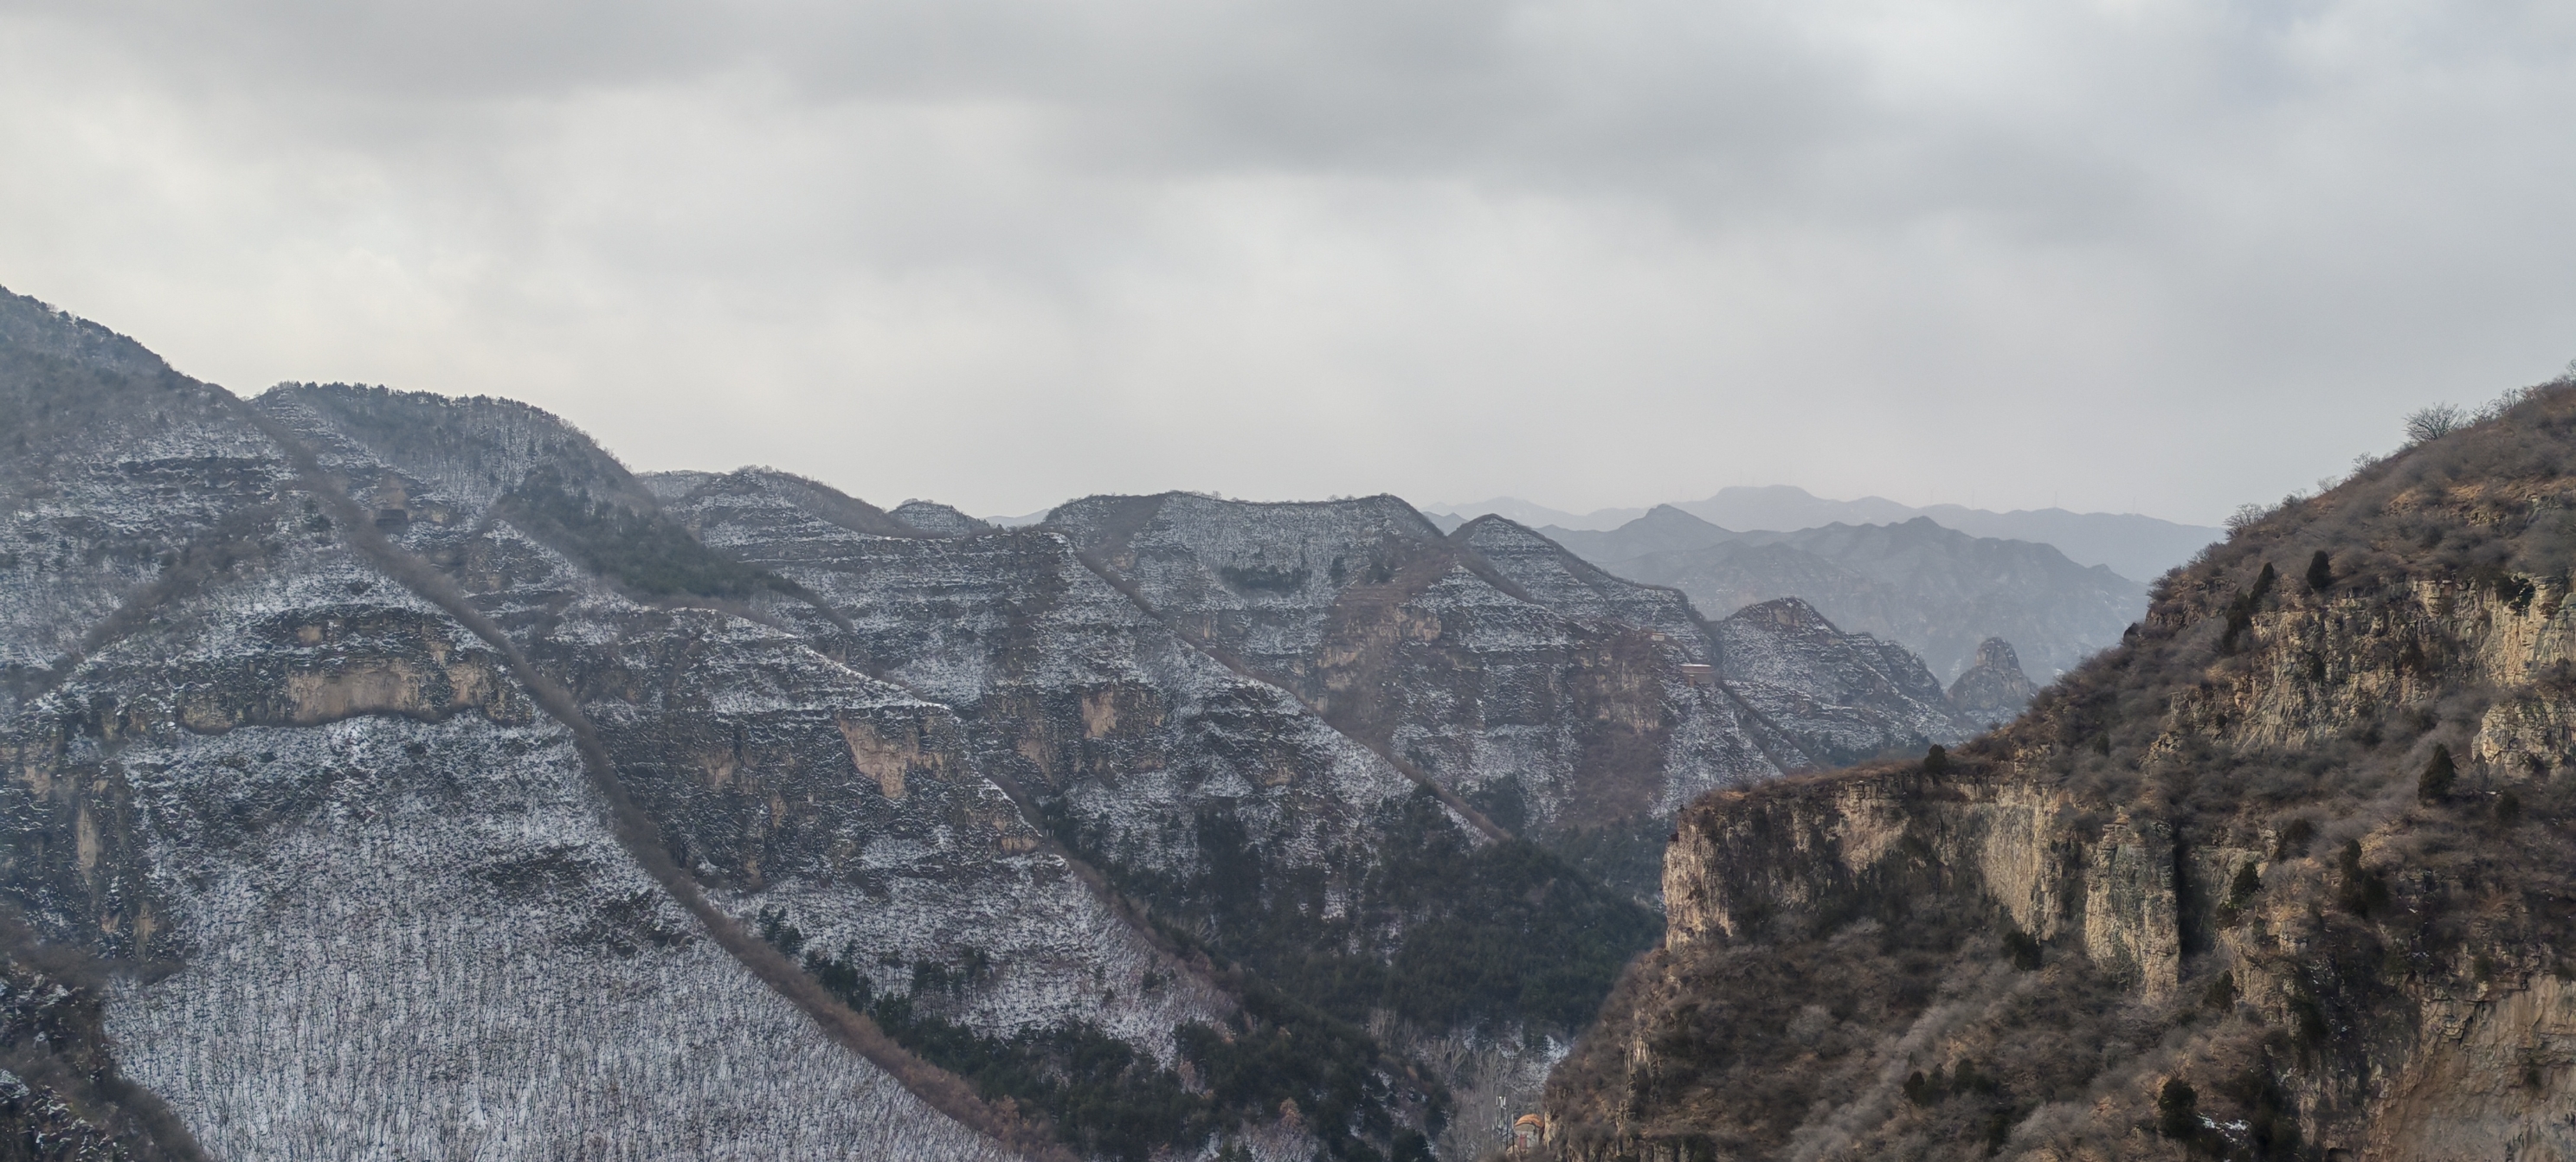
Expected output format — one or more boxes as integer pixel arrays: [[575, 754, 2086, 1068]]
[[2419, 744, 2457, 802]]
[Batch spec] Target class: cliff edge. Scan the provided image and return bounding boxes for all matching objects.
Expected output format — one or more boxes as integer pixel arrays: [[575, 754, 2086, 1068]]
[[1546, 382, 2576, 1161]]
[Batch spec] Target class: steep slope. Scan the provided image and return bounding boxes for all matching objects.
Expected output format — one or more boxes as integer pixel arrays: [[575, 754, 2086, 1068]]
[[1603, 517, 2147, 682], [2, 304, 1656, 1162], [251, 393, 1351, 1162], [3, 286, 2000, 1162], [0, 297, 1031, 1159], [1044, 494, 1798, 851], [1545, 381, 2576, 1161], [0, 913, 203, 1162], [661, 469, 1703, 1159], [1711, 599, 1971, 767]]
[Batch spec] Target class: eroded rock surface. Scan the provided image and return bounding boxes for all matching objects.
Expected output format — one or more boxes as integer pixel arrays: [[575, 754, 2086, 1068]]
[[1546, 383, 2576, 1161], [2, 286, 1995, 1162]]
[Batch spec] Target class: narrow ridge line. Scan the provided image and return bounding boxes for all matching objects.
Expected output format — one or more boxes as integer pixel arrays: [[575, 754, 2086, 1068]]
[[224, 395, 1073, 1162]]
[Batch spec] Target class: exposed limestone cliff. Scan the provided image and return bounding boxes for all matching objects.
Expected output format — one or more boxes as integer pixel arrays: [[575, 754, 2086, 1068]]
[[1547, 382, 2576, 1161]]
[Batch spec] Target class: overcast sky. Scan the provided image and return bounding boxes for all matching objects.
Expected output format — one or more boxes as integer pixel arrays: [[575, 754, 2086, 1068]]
[[1, 0, 2570, 523]]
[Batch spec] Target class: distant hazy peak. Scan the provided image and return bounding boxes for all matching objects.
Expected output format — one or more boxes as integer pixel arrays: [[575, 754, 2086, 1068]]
[[1968, 637, 2023, 671], [1535, 506, 1734, 564], [980, 508, 1053, 528], [1671, 485, 2218, 582], [1431, 485, 2219, 583], [1947, 637, 2039, 725], [1425, 496, 1646, 532], [888, 500, 991, 536]]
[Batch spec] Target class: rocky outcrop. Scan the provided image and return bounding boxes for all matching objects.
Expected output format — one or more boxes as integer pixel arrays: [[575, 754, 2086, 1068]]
[[1948, 638, 2039, 726], [1544, 382, 2576, 1161]]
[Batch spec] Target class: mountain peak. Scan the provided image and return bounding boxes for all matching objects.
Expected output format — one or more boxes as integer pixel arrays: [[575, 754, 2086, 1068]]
[[1945, 636, 2037, 724]]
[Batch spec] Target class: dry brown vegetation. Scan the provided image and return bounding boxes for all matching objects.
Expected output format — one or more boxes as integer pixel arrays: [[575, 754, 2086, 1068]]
[[1549, 382, 2576, 1160]]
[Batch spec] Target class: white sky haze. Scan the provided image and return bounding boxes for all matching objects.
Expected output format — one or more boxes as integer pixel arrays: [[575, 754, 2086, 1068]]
[[1, 0, 2571, 523]]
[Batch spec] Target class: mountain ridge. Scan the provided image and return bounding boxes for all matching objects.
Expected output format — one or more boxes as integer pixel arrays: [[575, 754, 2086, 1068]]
[[1430, 486, 2220, 584], [1536, 505, 2145, 684], [1542, 378, 2576, 1160], [0, 286, 2004, 1161]]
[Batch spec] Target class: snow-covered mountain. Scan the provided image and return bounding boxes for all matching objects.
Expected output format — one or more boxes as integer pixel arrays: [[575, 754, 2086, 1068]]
[[0, 286, 1984, 1162]]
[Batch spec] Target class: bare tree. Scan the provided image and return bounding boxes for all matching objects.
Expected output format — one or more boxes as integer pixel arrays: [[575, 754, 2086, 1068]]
[[2405, 403, 2466, 445]]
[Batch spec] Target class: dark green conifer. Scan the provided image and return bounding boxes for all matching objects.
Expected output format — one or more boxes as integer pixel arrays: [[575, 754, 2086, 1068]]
[[2157, 1079, 2201, 1140], [2420, 744, 2457, 803]]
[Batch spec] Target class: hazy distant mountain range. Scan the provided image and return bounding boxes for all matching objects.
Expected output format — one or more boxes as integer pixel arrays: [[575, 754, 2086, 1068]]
[[1427, 485, 2221, 584], [1522, 504, 2148, 682]]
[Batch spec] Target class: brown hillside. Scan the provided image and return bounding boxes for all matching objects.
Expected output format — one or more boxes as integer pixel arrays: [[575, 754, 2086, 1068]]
[[1545, 382, 2576, 1161]]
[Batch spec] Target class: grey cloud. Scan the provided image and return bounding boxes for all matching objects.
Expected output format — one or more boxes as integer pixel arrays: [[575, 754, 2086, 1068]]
[[0, 0, 2570, 520]]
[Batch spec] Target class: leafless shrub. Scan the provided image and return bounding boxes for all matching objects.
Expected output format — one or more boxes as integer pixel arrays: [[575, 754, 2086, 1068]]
[[2476, 386, 2538, 423], [2405, 403, 2466, 445]]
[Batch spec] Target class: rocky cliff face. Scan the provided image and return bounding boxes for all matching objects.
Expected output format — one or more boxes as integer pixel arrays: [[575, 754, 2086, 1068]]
[[1544, 382, 2576, 1161], [1042, 496, 1974, 858], [0, 340, 1053, 1159], [0, 286, 2000, 1162]]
